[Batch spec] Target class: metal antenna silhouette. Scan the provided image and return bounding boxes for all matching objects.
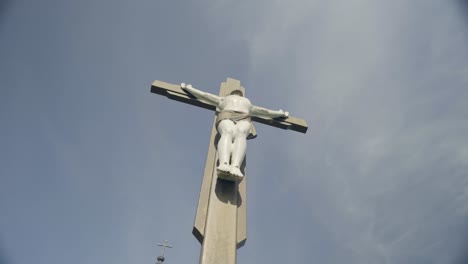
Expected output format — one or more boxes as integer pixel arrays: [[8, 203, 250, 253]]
[[156, 240, 173, 264]]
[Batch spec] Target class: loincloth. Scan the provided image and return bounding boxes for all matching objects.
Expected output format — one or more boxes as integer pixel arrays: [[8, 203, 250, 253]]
[[216, 110, 251, 125], [215, 110, 257, 139]]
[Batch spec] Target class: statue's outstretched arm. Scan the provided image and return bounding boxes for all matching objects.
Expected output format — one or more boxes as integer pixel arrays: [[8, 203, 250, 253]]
[[251, 105, 289, 119], [181, 83, 222, 107]]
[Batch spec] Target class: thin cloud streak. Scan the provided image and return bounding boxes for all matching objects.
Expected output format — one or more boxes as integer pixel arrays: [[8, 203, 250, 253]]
[[1, 0, 468, 264], [220, 0, 468, 263]]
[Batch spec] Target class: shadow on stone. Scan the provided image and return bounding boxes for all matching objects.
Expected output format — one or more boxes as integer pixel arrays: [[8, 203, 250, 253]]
[[215, 178, 241, 206]]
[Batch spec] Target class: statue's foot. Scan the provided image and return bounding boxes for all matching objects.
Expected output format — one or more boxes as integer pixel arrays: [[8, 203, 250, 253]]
[[229, 166, 244, 180], [217, 163, 232, 181], [217, 163, 231, 174], [217, 164, 243, 182]]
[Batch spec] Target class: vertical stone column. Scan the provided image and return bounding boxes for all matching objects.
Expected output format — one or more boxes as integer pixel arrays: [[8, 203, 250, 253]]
[[193, 78, 247, 264]]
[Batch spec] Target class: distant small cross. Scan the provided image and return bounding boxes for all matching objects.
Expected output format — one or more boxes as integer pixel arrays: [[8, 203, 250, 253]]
[[157, 240, 173, 258]]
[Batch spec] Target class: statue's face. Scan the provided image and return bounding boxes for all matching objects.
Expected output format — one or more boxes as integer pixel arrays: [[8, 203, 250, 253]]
[[230, 90, 244, 97]]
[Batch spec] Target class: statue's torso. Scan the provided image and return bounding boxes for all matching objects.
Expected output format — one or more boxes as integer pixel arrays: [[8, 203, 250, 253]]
[[219, 95, 252, 114]]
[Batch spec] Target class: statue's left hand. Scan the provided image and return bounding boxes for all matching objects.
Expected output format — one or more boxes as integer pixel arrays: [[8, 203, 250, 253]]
[[278, 109, 289, 118]]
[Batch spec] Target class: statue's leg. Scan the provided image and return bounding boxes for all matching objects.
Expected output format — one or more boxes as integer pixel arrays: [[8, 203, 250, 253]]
[[217, 120, 235, 173], [230, 120, 250, 178]]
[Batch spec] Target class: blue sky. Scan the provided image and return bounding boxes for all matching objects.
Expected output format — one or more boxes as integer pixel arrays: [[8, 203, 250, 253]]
[[1, 0, 468, 263]]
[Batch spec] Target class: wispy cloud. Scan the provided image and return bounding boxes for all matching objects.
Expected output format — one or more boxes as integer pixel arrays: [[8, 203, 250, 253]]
[[214, 0, 468, 262]]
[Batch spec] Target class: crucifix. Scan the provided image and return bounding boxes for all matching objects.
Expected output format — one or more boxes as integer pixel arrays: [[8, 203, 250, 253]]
[[151, 78, 307, 264], [155, 240, 173, 264]]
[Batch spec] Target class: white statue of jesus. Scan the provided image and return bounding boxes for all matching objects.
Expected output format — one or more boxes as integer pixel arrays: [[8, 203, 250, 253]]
[[181, 83, 289, 181]]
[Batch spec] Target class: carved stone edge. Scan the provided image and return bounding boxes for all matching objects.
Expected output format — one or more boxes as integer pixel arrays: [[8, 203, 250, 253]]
[[192, 117, 218, 243]]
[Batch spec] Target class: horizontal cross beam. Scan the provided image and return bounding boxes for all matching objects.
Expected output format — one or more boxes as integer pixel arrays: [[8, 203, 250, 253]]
[[151, 80, 308, 133]]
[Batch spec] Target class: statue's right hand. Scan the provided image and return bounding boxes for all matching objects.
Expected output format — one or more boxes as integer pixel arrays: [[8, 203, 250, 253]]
[[181, 83, 193, 90]]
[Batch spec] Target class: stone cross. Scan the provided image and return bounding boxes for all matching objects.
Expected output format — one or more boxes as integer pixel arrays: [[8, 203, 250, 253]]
[[156, 240, 172, 264], [151, 78, 307, 264], [157, 240, 173, 257]]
